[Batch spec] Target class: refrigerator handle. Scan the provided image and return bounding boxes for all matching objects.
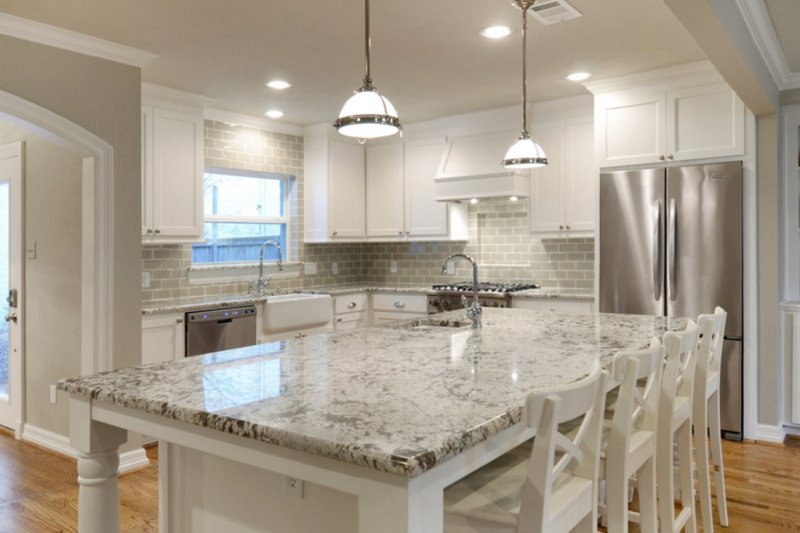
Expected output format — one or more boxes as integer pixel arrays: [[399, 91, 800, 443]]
[[653, 200, 662, 301], [668, 198, 677, 301]]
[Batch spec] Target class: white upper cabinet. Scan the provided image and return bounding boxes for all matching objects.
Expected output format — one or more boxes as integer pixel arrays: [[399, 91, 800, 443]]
[[141, 104, 204, 242], [366, 143, 405, 238], [404, 137, 455, 238], [304, 124, 366, 242], [590, 63, 745, 168], [528, 113, 596, 236]]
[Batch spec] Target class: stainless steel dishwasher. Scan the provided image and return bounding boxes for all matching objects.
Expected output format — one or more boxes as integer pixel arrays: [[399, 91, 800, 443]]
[[185, 305, 257, 356]]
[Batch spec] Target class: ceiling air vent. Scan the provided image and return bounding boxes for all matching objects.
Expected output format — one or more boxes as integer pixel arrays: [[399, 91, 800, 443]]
[[530, 0, 582, 25]]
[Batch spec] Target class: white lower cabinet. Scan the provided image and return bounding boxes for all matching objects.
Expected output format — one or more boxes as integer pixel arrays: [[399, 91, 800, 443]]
[[142, 313, 185, 364], [511, 298, 594, 314], [334, 293, 369, 331], [371, 293, 428, 324]]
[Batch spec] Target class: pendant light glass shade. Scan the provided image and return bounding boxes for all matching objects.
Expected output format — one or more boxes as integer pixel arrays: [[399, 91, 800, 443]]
[[334, 0, 401, 139], [503, 134, 547, 168], [503, 0, 547, 169]]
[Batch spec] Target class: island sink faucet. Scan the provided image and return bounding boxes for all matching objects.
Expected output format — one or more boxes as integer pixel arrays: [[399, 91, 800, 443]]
[[257, 240, 283, 294], [440, 253, 482, 330]]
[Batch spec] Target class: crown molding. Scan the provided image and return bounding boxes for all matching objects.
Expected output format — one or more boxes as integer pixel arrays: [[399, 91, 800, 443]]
[[583, 61, 722, 95], [735, 0, 800, 91], [204, 108, 304, 137], [142, 82, 215, 111], [0, 12, 157, 68]]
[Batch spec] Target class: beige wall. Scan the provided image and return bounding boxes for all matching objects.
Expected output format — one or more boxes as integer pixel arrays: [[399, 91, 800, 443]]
[[0, 35, 141, 435], [757, 114, 780, 426], [0, 122, 82, 435]]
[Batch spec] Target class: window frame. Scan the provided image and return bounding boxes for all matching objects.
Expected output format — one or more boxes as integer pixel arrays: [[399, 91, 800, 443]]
[[194, 167, 292, 264]]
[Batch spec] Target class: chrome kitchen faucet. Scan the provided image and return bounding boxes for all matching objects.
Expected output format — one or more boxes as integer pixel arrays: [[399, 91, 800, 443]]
[[255, 240, 283, 295], [440, 253, 482, 329]]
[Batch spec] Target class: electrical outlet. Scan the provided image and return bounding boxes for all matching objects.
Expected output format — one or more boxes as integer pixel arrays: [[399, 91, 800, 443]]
[[390, 260, 397, 273], [49, 384, 57, 404], [284, 476, 305, 498], [331, 262, 338, 275], [446, 262, 455, 275], [304, 262, 317, 275], [141, 271, 151, 288]]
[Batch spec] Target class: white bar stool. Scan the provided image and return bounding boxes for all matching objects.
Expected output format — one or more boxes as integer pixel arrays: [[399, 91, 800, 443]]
[[658, 321, 699, 533], [694, 307, 729, 531], [444, 361, 607, 533]]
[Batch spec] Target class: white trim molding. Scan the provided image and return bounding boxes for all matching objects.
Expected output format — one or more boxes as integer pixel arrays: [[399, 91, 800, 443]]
[[0, 90, 114, 375], [736, 0, 800, 90], [21, 424, 150, 474], [204, 107, 304, 137], [755, 423, 785, 444], [0, 12, 157, 68]]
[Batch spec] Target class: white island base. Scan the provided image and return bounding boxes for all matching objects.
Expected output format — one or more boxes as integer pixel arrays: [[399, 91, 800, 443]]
[[69, 394, 534, 533]]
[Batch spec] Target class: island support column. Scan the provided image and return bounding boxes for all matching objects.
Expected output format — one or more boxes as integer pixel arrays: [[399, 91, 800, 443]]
[[69, 395, 128, 533]]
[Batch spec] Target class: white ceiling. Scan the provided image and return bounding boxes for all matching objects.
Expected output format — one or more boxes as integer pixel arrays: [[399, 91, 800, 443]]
[[0, 0, 709, 125]]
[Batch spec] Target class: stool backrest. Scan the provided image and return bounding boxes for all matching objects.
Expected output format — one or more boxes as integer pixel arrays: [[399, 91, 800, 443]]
[[697, 307, 727, 377], [661, 321, 700, 418]]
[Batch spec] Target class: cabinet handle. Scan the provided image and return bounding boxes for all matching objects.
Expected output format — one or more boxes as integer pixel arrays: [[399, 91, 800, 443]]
[[559, 225, 564, 230], [405, 231, 410, 235], [155, 229, 161, 234], [659, 155, 666, 161], [565, 225, 571, 230], [667, 154, 674, 160], [398, 231, 403, 235], [146, 229, 154, 235], [393, 301, 405, 309], [347, 302, 357, 309], [336, 317, 343, 323]]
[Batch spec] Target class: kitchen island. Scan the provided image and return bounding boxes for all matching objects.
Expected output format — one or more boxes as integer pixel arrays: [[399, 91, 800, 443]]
[[59, 308, 686, 533]]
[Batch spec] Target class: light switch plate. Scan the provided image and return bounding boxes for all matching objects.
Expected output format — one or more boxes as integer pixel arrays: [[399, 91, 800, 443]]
[[390, 260, 397, 273], [331, 262, 338, 275], [141, 271, 151, 288], [304, 262, 317, 275], [49, 384, 57, 404], [284, 476, 304, 498]]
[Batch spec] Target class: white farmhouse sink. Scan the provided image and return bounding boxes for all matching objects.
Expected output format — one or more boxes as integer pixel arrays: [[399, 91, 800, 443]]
[[262, 293, 332, 335]]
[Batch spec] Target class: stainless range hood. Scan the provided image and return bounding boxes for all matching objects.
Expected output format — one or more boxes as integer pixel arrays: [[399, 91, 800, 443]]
[[434, 131, 531, 202]]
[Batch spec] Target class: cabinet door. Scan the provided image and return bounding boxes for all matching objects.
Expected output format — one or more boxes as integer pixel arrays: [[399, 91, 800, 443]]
[[564, 117, 596, 233], [141, 106, 154, 236], [529, 121, 565, 234], [667, 83, 745, 161], [142, 314, 185, 364], [366, 143, 405, 238], [329, 141, 366, 238], [596, 90, 666, 167], [151, 108, 203, 239], [404, 137, 449, 237]]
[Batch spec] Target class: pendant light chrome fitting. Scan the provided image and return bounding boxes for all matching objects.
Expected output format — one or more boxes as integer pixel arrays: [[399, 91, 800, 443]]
[[334, 0, 401, 139], [503, 0, 547, 169]]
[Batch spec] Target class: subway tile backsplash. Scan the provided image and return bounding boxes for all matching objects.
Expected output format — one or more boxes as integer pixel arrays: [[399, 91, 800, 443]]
[[141, 121, 593, 304]]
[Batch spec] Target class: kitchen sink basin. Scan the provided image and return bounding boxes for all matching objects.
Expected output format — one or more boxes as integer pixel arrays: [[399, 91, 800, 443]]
[[263, 293, 332, 334]]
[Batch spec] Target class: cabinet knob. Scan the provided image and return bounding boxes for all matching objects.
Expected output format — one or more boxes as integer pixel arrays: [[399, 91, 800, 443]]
[[154, 229, 161, 234], [336, 317, 343, 323], [405, 231, 410, 235], [659, 155, 666, 161], [146, 229, 154, 235], [566, 225, 571, 230], [398, 231, 403, 235], [667, 154, 674, 160], [347, 302, 357, 309], [332, 231, 338, 236], [559, 225, 564, 230]]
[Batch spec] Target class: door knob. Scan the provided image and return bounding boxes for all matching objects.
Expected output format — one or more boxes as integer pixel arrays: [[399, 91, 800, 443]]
[[5, 313, 17, 323]]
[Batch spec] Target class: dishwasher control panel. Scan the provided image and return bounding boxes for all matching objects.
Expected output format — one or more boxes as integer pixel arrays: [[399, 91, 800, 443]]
[[187, 305, 257, 323]]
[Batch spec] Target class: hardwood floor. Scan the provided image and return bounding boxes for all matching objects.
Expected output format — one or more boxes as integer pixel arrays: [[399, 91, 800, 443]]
[[0, 428, 796, 532]]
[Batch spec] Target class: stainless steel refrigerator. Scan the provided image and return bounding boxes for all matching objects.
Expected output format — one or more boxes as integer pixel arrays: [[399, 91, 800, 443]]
[[599, 162, 743, 440]]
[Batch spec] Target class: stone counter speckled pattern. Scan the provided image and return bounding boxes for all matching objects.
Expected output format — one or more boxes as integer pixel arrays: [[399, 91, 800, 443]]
[[61, 308, 685, 478]]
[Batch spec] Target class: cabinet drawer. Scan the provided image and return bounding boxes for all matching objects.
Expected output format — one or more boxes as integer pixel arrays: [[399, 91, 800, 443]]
[[373, 310, 428, 325], [335, 311, 367, 331], [372, 293, 427, 313], [334, 293, 368, 314]]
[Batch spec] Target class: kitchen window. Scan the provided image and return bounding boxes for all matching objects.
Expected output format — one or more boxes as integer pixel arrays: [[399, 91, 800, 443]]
[[192, 169, 291, 264]]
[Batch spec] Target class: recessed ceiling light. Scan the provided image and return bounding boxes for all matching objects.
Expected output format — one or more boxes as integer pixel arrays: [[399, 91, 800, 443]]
[[470, 198, 479, 204], [265, 110, 284, 119], [480, 25, 512, 39], [510, 196, 519, 202], [266, 80, 291, 90], [566, 72, 592, 82]]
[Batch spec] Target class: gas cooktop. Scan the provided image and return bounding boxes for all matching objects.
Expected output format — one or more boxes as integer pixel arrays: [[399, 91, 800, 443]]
[[431, 282, 540, 294]]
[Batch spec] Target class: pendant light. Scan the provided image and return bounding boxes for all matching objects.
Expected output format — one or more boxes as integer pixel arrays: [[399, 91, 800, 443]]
[[334, 0, 401, 139], [503, 0, 547, 169]]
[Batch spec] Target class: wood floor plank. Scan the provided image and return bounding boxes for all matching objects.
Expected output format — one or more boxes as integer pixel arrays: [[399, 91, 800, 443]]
[[0, 428, 797, 532]]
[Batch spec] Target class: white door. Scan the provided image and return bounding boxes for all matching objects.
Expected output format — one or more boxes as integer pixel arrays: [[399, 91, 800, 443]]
[[404, 137, 448, 237], [0, 142, 23, 433]]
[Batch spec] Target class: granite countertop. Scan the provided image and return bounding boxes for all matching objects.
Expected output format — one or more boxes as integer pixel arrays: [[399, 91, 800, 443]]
[[141, 284, 593, 315], [61, 308, 685, 478]]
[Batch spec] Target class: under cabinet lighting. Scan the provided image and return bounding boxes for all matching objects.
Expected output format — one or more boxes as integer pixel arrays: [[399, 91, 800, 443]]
[[470, 198, 479, 205], [510, 196, 519, 202]]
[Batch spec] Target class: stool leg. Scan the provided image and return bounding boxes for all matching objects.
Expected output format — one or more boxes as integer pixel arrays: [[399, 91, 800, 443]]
[[677, 420, 697, 533], [607, 461, 628, 533], [709, 389, 729, 527], [638, 455, 658, 533], [694, 398, 714, 533], [658, 432, 676, 533]]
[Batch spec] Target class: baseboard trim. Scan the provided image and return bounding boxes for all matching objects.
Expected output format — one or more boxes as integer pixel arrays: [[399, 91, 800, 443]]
[[755, 423, 785, 443], [20, 424, 150, 474]]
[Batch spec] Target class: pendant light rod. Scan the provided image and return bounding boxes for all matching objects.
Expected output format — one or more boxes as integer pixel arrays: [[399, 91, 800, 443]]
[[521, 2, 528, 136], [364, 0, 372, 87]]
